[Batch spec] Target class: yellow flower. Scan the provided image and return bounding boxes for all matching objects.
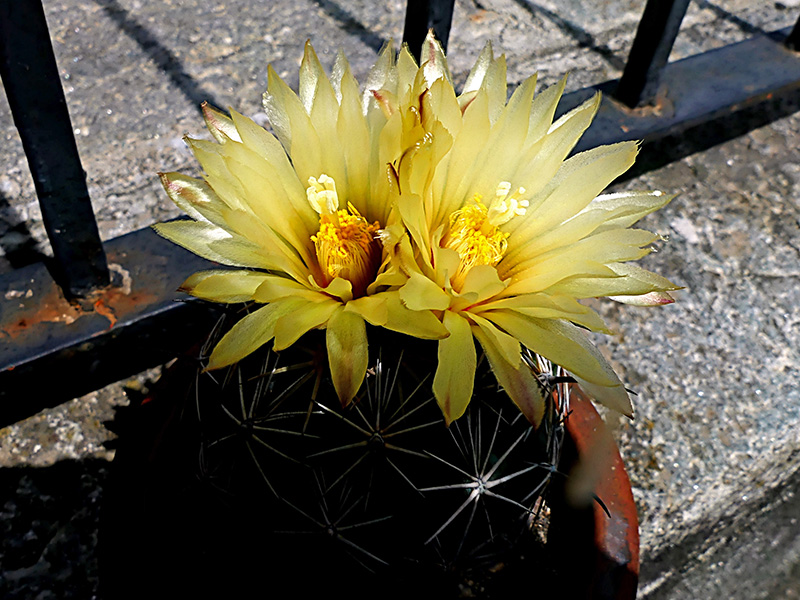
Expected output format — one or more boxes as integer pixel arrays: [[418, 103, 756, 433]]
[[154, 41, 449, 405], [388, 33, 680, 425]]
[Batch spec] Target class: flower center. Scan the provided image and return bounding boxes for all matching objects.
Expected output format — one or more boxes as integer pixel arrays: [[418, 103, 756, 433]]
[[308, 175, 382, 297], [441, 182, 527, 289]]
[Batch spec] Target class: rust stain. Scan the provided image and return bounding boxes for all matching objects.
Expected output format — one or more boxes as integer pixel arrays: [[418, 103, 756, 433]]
[[1, 268, 157, 340], [1, 284, 82, 339], [94, 299, 118, 329]]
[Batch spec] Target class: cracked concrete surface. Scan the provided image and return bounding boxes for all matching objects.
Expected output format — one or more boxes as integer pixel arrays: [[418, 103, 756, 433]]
[[1, 0, 800, 597]]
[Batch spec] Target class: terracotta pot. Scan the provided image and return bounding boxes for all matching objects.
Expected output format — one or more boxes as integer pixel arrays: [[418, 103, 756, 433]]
[[547, 388, 640, 599], [100, 356, 638, 599]]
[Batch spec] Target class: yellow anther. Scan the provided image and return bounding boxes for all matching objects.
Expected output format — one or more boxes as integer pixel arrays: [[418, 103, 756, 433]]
[[442, 182, 527, 290], [308, 175, 381, 297]]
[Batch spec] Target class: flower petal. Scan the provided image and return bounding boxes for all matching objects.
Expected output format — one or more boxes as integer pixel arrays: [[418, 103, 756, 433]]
[[479, 311, 620, 388], [469, 313, 522, 367], [326, 308, 369, 406], [383, 292, 448, 339], [547, 262, 682, 298], [153, 220, 271, 269], [254, 276, 329, 303], [573, 375, 633, 417], [609, 291, 675, 306], [273, 299, 340, 350], [207, 299, 306, 369], [180, 269, 272, 303], [400, 273, 451, 310], [202, 102, 240, 143], [505, 140, 639, 263], [471, 324, 544, 426], [433, 311, 476, 424], [159, 172, 222, 224], [345, 295, 389, 326]]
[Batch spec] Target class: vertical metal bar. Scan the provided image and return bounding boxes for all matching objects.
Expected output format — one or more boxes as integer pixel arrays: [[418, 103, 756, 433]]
[[786, 13, 800, 51], [402, 0, 456, 63], [0, 0, 109, 297], [615, 0, 691, 108]]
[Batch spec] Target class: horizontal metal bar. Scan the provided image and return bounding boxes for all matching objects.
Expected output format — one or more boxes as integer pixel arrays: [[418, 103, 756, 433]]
[[559, 26, 800, 154], [0, 0, 109, 297], [615, 0, 691, 108], [0, 226, 219, 428], [1, 26, 799, 427]]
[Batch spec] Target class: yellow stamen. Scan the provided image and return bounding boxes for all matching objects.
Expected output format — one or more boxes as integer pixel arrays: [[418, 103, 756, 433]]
[[442, 181, 527, 289], [308, 175, 381, 297]]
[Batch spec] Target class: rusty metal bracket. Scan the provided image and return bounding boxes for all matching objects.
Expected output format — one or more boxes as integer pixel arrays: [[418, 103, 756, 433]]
[[0, 226, 219, 428], [559, 26, 800, 154]]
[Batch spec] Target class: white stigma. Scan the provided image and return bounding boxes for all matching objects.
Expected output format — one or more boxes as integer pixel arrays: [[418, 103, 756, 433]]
[[487, 181, 528, 226], [307, 174, 339, 215]]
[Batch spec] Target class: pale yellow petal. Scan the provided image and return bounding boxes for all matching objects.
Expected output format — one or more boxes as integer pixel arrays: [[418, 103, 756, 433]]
[[582, 190, 674, 233], [207, 299, 306, 369], [434, 89, 491, 224], [505, 141, 638, 261], [345, 295, 389, 326], [474, 293, 609, 333], [180, 269, 271, 303], [433, 311, 476, 424], [229, 109, 311, 218], [159, 172, 222, 224], [549, 262, 681, 298], [503, 228, 658, 289], [383, 292, 448, 339], [459, 265, 507, 304], [400, 273, 451, 311], [202, 103, 240, 143], [461, 41, 493, 97], [153, 220, 270, 269], [363, 40, 397, 114], [609, 291, 675, 306], [421, 30, 454, 89], [253, 277, 328, 303], [326, 308, 368, 406], [507, 93, 601, 212], [524, 75, 567, 147], [272, 299, 340, 351], [469, 313, 521, 367], [463, 74, 537, 197], [480, 311, 619, 388]]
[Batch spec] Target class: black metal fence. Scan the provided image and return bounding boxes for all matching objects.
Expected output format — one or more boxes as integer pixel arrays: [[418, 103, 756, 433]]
[[1, 0, 799, 427]]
